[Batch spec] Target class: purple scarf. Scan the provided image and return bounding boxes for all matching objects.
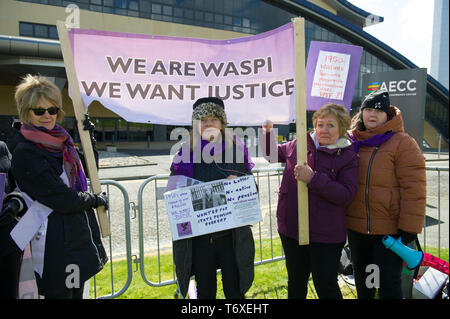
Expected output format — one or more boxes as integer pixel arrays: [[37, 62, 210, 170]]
[[349, 130, 395, 153], [171, 137, 255, 178], [20, 123, 88, 192]]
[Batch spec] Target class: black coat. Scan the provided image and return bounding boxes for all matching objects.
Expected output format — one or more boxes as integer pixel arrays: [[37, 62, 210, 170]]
[[8, 130, 107, 296], [0, 141, 19, 257], [170, 143, 255, 298]]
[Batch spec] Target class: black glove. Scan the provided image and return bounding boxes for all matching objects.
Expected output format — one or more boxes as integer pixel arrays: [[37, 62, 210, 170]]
[[83, 114, 97, 146], [94, 192, 109, 210], [80, 113, 99, 169], [1, 192, 27, 218], [397, 229, 417, 245]]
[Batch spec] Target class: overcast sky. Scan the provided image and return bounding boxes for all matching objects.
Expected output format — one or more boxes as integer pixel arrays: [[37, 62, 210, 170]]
[[349, 0, 434, 72]]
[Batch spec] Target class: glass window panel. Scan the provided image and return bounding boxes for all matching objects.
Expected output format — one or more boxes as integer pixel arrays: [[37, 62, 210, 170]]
[[174, 7, 183, 17], [195, 11, 203, 21], [152, 4, 161, 14], [224, 15, 232, 25], [215, 14, 223, 24], [19, 22, 34, 36], [163, 5, 172, 16], [183, 0, 194, 8], [184, 9, 193, 19], [128, 10, 139, 17], [115, 8, 127, 15], [115, 0, 127, 9], [205, 12, 213, 22], [90, 4, 102, 11], [224, 0, 232, 12], [34, 24, 48, 38], [151, 13, 162, 20], [140, 1, 150, 12], [203, 0, 213, 11], [129, 0, 139, 11], [173, 17, 183, 23], [48, 26, 58, 39]]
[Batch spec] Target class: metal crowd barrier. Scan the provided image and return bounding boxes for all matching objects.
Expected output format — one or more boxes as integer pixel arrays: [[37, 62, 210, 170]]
[[91, 165, 448, 298], [90, 180, 133, 299], [137, 173, 176, 288], [421, 166, 449, 258]]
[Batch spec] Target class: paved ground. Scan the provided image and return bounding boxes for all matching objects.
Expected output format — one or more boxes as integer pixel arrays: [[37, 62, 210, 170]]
[[96, 147, 449, 261]]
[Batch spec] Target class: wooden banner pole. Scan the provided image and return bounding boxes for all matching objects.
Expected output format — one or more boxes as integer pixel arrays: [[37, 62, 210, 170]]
[[56, 21, 111, 237], [293, 17, 309, 246]]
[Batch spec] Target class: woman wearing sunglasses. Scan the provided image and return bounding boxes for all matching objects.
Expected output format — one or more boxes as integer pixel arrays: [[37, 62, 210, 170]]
[[7, 74, 108, 299]]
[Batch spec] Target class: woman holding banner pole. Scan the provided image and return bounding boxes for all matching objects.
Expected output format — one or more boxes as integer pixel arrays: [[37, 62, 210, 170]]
[[8, 74, 108, 299], [170, 97, 255, 299], [260, 103, 359, 299]]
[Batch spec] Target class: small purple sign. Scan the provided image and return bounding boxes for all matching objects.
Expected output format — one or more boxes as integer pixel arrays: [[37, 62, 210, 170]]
[[177, 221, 192, 237], [305, 41, 362, 111]]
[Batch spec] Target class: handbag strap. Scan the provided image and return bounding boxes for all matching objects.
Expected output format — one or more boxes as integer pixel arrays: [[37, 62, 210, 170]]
[[413, 236, 423, 279]]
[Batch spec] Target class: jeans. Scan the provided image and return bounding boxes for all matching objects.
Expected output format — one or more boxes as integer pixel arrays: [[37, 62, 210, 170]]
[[279, 233, 344, 299], [347, 229, 404, 299]]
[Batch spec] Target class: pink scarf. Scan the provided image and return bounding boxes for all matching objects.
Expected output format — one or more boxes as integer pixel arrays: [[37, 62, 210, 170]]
[[20, 123, 88, 191]]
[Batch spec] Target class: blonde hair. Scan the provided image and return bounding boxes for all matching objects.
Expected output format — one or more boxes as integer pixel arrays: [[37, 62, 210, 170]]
[[14, 74, 64, 124], [312, 103, 351, 138]]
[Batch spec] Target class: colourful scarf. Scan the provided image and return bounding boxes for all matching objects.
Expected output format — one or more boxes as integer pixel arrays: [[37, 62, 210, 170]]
[[171, 137, 255, 178], [20, 123, 88, 192], [349, 130, 395, 153]]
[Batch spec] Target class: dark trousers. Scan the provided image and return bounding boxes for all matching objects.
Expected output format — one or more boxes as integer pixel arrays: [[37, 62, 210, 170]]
[[279, 233, 344, 299], [0, 249, 23, 299], [192, 231, 243, 299], [347, 230, 404, 299], [43, 282, 85, 299]]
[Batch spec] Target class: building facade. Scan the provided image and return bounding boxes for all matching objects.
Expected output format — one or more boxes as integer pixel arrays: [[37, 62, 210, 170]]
[[0, 0, 448, 150]]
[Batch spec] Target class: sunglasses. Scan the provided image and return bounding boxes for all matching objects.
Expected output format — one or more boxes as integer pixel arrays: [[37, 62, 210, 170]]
[[31, 107, 59, 116]]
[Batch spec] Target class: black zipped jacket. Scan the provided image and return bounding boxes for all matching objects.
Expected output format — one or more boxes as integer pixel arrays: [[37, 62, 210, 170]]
[[8, 129, 107, 296], [0, 140, 19, 257]]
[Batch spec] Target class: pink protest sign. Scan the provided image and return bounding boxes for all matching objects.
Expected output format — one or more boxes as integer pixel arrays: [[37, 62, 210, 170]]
[[68, 23, 296, 126], [305, 41, 362, 111]]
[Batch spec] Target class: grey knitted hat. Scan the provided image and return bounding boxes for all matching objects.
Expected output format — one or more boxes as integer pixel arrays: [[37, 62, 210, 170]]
[[192, 97, 227, 126]]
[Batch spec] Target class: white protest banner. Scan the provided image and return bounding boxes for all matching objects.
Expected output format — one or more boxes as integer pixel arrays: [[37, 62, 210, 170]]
[[310, 50, 351, 100], [164, 175, 261, 241], [67, 23, 296, 126]]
